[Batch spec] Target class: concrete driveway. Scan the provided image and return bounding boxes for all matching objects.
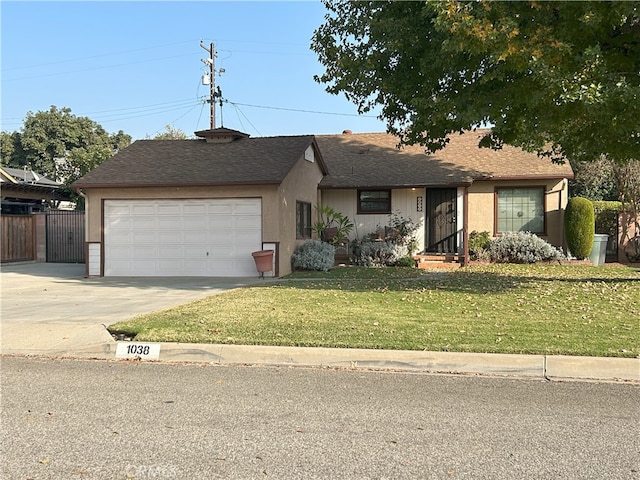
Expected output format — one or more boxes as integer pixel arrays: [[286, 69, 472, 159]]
[[0, 262, 264, 354]]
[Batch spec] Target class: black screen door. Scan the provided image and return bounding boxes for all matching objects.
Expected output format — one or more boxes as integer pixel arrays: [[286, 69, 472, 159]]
[[425, 188, 457, 253]]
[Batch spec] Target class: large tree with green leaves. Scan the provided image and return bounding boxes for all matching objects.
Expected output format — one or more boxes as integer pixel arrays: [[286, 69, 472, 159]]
[[149, 124, 188, 140], [312, 1, 639, 164], [0, 106, 131, 186]]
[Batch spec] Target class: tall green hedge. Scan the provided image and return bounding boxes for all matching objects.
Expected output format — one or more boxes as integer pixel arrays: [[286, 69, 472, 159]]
[[565, 197, 595, 259], [593, 201, 621, 238]]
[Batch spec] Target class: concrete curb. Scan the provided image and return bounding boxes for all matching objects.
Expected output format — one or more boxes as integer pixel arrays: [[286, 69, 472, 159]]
[[5, 339, 638, 383]]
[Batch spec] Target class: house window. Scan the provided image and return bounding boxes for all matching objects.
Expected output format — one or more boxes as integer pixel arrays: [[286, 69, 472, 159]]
[[358, 189, 391, 214], [496, 187, 545, 234], [296, 201, 312, 239]]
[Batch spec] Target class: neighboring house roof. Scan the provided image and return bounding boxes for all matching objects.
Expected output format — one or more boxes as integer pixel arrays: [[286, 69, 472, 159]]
[[73, 133, 325, 188], [0, 166, 70, 201], [316, 130, 574, 189], [0, 167, 61, 187]]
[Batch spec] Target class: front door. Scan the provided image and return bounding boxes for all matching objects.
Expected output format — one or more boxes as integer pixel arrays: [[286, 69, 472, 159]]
[[425, 188, 457, 253]]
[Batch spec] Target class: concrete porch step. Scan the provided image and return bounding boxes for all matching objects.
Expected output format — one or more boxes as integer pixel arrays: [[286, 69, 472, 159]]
[[413, 254, 461, 270]]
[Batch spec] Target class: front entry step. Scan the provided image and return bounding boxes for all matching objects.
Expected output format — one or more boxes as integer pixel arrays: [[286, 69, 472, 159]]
[[413, 254, 461, 270]]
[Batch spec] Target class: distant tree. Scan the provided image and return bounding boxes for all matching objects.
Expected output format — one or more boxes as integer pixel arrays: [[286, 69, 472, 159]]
[[150, 124, 188, 140], [1, 106, 131, 184], [312, 1, 640, 165], [0, 131, 25, 167], [614, 160, 640, 261], [570, 157, 617, 201]]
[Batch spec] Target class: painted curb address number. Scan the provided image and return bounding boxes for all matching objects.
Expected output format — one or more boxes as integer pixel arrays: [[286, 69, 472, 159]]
[[115, 342, 161, 360]]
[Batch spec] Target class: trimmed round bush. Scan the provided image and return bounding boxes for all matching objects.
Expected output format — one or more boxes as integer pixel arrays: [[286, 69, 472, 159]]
[[489, 232, 565, 264], [565, 197, 595, 259], [291, 240, 335, 272]]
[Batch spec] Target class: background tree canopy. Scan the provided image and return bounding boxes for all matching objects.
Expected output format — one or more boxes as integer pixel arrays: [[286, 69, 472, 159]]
[[0, 106, 131, 187], [312, 0, 639, 165], [149, 124, 189, 140]]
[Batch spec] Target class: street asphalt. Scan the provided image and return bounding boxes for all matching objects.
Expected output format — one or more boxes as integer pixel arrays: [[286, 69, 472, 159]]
[[1, 262, 638, 383]]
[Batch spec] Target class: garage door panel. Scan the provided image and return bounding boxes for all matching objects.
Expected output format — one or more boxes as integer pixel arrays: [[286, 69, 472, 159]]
[[209, 214, 233, 225], [133, 217, 156, 229], [234, 200, 262, 215], [104, 199, 262, 276], [131, 204, 157, 215], [183, 204, 207, 215], [158, 216, 182, 228], [184, 231, 208, 243], [133, 231, 156, 243], [183, 216, 204, 229], [183, 247, 208, 258], [156, 204, 181, 215], [106, 260, 132, 276], [235, 215, 261, 228], [131, 260, 159, 275], [107, 205, 132, 216], [108, 244, 133, 257], [107, 231, 132, 244], [182, 261, 209, 276], [132, 246, 157, 258], [158, 231, 183, 244], [235, 228, 261, 241], [208, 203, 234, 214]]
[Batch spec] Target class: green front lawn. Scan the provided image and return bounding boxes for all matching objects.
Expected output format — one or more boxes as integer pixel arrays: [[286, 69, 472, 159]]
[[108, 264, 640, 358]]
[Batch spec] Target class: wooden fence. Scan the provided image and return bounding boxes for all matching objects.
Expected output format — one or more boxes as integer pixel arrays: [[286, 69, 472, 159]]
[[2, 211, 85, 263], [1, 215, 34, 262]]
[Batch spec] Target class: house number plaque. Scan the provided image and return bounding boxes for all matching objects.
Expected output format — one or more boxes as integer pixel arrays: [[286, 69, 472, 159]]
[[115, 342, 161, 361]]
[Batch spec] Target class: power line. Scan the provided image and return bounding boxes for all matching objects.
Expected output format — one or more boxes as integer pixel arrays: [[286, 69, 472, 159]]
[[79, 99, 201, 118], [2, 94, 380, 133], [225, 100, 379, 118], [3, 40, 199, 72], [4, 54, 194, 82]]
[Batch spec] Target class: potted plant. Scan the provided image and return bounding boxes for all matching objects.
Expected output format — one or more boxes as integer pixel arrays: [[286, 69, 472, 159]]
[[312, 205, 354, 245]]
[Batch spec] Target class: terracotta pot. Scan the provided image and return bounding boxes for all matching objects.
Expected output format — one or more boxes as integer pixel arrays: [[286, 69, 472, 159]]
[[252, 250, 274, 273]]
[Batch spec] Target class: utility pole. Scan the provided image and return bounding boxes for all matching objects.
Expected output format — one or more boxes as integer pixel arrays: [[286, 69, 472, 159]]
[[200, 41, 224, 130]]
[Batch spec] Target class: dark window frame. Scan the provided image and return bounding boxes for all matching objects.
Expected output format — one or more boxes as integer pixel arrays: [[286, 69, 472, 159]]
[[357, 189, 392, 214], [296, 201, 312, 239], [494, 186, 546, 235]]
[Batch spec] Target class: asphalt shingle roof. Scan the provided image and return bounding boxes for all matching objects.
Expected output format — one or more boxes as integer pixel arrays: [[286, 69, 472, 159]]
[[316, 130, 573, 188], [74, 135, 318, 188], [74, 129, 573, 189]]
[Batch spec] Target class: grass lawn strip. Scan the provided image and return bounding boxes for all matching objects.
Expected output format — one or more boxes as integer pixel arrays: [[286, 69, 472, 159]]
[[108, 264, 640, 358]]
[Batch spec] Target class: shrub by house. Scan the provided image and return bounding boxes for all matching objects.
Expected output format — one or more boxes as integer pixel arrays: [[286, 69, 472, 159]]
[[565, 197, 595, 259]]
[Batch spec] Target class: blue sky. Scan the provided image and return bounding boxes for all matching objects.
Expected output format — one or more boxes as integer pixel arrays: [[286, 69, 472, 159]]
[[1, 1, 386, 140]]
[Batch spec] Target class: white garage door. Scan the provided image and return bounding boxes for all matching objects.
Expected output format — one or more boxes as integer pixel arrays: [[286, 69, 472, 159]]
[[104, 199, 262, 276]]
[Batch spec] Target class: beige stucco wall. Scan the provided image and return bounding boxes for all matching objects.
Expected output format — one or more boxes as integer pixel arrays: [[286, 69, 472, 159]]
[[320, 188, 426, 251], [321, 179, 569, 255], [276, 149, 325, 275], [467, 178, 569, 247], [82, 148, 325, 277]]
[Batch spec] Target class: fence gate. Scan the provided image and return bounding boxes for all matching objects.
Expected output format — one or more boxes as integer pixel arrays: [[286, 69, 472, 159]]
[[46, 211, 85, 263]]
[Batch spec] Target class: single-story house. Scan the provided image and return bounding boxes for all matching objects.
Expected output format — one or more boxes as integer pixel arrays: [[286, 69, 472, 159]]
[[73, 127, 573, 277]]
